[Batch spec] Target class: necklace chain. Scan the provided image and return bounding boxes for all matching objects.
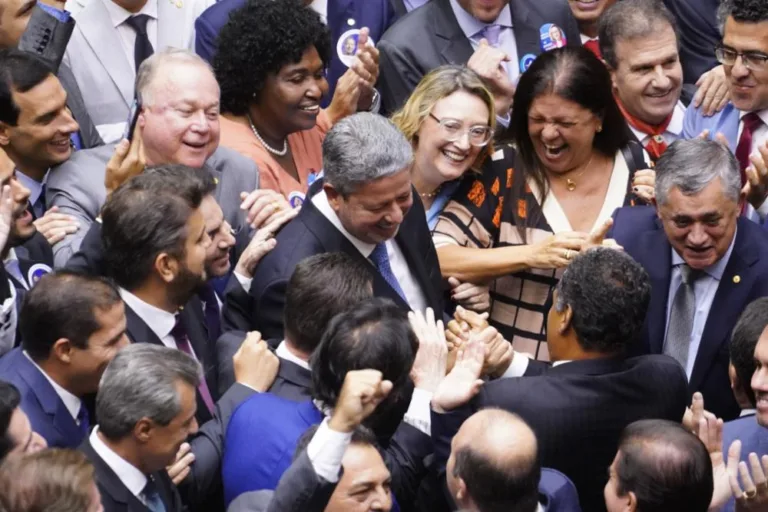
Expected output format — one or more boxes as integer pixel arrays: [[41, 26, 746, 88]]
[[247, 114, 288, 156], [419, 184, 443, 200]]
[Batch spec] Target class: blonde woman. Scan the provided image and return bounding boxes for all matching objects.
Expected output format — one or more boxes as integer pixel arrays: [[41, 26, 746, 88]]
[[392, 66, 496, 312]]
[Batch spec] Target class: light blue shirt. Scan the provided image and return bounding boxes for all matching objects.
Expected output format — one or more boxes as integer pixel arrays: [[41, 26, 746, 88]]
[[404, 0, 430, 12], [448, 0, 517, 127], [664, 230, 737, 379], [15, 170, 47, 218], [426, 180, 460, 230]]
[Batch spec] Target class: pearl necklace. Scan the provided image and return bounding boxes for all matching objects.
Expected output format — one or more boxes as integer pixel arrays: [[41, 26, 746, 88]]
[[247, 114, 288, 156], [419, 184, 443, 200]]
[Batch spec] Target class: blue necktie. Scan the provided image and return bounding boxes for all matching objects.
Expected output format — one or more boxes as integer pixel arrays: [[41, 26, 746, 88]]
[[76, 403, 90, 439], [142, 478, 166, 512], [369, 243, 407, 303], [198, 282, 221, 344]]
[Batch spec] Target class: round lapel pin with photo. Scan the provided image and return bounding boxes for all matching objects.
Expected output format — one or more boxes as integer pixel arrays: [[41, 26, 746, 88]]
[[337, 29, 375, 68], [539, 23, 567, 52]]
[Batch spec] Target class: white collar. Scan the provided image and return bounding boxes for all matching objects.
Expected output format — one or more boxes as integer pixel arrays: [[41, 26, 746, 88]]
[[102, 0, 158, 28], [89, 427, 147, 497], [667, 101, 686, 137], [276, 341, 310, 371], [580, 33, 597, 44], [740, 108, 768, 127], [118, 288, 176, 341], [23, 351, 81, 420], [311, 190, 378, 257], [4, 248, 17, 265], [15, 170, 48, 208], [740, 408, 757, 417], [551, 360, 572, 367]]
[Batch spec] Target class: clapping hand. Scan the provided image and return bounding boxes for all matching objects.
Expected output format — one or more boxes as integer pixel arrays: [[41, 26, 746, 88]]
[[431, 334, 485, 413], [351, 28, 380, 111], [730, 441, 768, 511], [408, 308, 448, 393], [742, 141, 768, 212], [328, 370, 393, 433]]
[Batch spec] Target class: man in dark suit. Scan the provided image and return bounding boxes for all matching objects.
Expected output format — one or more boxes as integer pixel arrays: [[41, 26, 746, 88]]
[[727, 298, 768, 416], [195, 0, 398, 107], [377, 0, 580, 114], [435, 408, 582, 512], [81, 344, 199, 512], [247, 113, 444, 341], [0, 271, 129, 449], [0, 380, 47, 463], [217, 252, 373, 397], [610, 139, 768, 421], [223, 298, 437, 509], [604, 420, 713, 511], [432, 248, 689, 512]]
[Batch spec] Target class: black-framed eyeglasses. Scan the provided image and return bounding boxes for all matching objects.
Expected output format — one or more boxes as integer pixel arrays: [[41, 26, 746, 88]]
[[715, 44, 768, 71], [429, 114, 492, 147]]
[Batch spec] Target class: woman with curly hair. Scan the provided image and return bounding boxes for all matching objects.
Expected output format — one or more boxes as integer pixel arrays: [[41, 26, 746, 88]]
[[214, 0, 379, 205]]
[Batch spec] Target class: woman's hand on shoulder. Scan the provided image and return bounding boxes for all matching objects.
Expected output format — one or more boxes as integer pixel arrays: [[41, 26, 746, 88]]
[[633, 168, 655, 203]]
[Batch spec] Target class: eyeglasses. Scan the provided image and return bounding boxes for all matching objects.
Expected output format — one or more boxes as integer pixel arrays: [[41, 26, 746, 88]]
[[715, 44, 768, 71], [429, 114, 492, 147]]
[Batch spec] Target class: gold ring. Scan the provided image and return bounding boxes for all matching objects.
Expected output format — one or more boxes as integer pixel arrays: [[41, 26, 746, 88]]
[[272, 201, 281, 211], [746, 489, 758, 499], [565, 249, 573, 260]]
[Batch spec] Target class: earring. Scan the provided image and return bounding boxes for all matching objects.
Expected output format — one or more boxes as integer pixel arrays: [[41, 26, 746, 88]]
[[597, 125, 603, 133]]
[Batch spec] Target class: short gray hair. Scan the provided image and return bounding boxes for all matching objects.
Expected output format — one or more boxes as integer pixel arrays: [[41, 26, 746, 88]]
[[96, 344, 201, 441], [136, 48, 214, 107], [655, 139, 741, 205], [322, 112, 413, 196]]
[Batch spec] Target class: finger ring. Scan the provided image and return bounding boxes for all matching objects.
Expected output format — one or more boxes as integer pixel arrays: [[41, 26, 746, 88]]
[[747, 489, 758, 499], [565, 249, 573, 260], [272, 201, 281, 211]]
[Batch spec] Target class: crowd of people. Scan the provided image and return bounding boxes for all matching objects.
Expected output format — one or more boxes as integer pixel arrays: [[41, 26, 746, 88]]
[[0, 0, 767, 510]]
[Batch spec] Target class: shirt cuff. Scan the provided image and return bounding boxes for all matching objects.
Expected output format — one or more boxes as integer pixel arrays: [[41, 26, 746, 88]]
[[307, 417, 353, 483], [403, 387, 433, 436], [37, 2, 70, 21], [500, 351, 530, 379], [233, 271, 253, 293]]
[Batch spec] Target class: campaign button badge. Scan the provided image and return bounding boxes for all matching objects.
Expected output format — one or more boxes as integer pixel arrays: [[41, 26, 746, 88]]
[[539, 23, 567, 52], [27, 263, 52, 286], [520, 53, 537, 73], [288, 191, 306, 209]]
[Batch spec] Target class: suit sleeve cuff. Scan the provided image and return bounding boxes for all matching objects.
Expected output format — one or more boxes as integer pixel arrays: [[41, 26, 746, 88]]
[[500, 351, 530, 379], [233, 271, 253, 293], [403, 387, 433, 435], [307, 418, 352, 483]]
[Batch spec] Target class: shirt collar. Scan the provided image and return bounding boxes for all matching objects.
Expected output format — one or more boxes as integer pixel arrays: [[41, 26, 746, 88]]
[[15, 170, 47, 208], [552, 360, 572, 367], [740, 108, 768, 127], [448, 0, 512, 39], [311, 190, 377, 257], [118, 288, 176, 341], [580, 33, 597, 44], [670, 226, 737, 281], [23, 350, 81, 420], [102, 0, 158, 28], [667, 101, 686, 136], [89, 427, 147, 497], [276, 341, 311, 371], [741, 408, 757, 417], [4, 248, 17, 265]]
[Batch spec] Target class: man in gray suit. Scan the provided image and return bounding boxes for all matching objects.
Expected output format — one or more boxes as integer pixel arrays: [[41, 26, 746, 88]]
[[46, 49, 285, 268], [12, 3, 103, 150], [377, 0, 581, 114]]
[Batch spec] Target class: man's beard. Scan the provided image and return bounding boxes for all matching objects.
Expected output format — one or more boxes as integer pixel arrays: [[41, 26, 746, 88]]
[[168, 263, 207, 308]]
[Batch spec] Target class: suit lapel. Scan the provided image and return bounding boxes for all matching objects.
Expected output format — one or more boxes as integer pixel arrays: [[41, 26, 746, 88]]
[[155, 0, 182, 51], [690, 224, 757, 391], [508, 1, 542, 58], [180, 298, 219, 401], [78, 0, 134, 107], [16, 351, 83, 442], [81, 438, 148, 512], [434, 0, 474, 66], [124, 304, 164, 346], [277, 360, 312, 391], [641, 226, 673, 354]]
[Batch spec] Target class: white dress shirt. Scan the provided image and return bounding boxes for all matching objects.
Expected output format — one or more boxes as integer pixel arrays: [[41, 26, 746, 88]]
[[628, 100, 686, 147], [310, 0, 327, 23], [23, 351, 82, 423], [15, 170, 48, 218], [312, 191, 428, 314], [0, 281, 16, 357], [101, 0, 158, 73], [664, 231, 736, 379], [89, 427, 149, 501], [276, 341, 310, 370], [118, 288, 197, 359]]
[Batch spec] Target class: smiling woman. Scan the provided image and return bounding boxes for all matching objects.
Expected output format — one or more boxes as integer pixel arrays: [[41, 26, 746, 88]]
[[213, 0, 377, 205], [433, 47, 647, 359]]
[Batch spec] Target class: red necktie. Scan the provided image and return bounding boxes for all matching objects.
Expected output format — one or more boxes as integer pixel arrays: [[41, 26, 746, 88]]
[[736, 112, 764, 187], [615, 95, 673, 161], [583, 39, 602, 59]]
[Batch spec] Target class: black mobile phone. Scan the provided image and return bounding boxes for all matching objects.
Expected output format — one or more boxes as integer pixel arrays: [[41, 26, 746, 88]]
[[122, 94, 142, 142]]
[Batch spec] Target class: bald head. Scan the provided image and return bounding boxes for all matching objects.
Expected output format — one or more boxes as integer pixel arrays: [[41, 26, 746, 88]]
[[448, 409, 541, 512], [135, 49, 217, 107]]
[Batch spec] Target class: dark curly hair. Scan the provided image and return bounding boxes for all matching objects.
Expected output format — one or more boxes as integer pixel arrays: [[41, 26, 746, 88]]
[[723, 0, 768, 22], [555, 247, 651, 354], [213, 0, 332, 115]]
